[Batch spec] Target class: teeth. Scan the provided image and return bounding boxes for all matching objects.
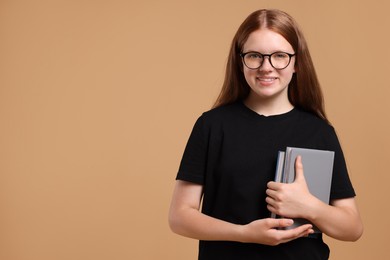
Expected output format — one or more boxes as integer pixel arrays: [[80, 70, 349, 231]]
[[258, 77, 276, 81]]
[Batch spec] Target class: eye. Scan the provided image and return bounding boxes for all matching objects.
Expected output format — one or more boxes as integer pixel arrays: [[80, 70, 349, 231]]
[[246, 52, 262, 59], [273, 52, 289, 59]]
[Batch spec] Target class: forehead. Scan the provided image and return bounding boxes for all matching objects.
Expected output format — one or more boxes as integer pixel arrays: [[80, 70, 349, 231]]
[[243, 28, 294, 53]]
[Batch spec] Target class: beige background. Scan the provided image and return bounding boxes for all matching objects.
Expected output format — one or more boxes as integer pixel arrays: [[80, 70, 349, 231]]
[[0, 0, 389, 259]]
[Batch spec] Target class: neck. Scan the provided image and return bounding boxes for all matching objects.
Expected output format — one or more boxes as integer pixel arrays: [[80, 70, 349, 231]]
[[244, 93, 294, 116]]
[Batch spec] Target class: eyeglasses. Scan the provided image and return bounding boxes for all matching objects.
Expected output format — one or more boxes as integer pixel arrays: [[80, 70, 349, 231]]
[[240, 51, 295, 70]]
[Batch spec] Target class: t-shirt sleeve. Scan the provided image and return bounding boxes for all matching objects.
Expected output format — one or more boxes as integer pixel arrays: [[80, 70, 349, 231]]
[[176, 115, 208, 185], [324, 126, 356, 200]]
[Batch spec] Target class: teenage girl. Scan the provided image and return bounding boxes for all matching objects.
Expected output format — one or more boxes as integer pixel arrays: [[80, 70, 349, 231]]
[[169, 9, 363, 260]]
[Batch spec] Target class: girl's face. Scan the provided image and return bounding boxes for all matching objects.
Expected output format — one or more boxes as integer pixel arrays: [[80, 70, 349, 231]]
[[242, 28, 295, 105]]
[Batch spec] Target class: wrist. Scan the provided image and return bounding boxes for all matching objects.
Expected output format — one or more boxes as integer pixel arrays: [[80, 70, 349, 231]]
[[303, 195, 323, 222], [235, 224, 249, 243]]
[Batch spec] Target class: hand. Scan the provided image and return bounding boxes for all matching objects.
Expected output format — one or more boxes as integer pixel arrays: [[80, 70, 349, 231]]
[[240, 218, 314, 245], [266, 156, 316, 219]]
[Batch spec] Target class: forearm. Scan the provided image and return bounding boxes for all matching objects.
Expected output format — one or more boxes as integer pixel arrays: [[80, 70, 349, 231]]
[[169, 180, 314, 245], [266, 158, 363, 241], [169, 206, 316, 246], [305, 198, 363, 241], [169, 206, 243, 242]]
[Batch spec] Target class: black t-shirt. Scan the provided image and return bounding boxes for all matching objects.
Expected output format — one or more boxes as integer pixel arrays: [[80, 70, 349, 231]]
[[176, 101, 355, 260]]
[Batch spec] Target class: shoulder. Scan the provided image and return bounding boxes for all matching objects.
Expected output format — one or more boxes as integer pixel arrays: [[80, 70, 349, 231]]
[[294, 108, 334, 132], [199, 102, 243, 124], [189, 102, 246, 139], [294, 109, 343, 150]]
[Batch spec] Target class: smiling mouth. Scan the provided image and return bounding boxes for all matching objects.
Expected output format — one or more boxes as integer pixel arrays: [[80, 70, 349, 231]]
[[257, 77, 277, 82]]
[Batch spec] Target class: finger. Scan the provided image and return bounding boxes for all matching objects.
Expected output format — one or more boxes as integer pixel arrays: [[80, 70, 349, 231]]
[[264, 218, 293, 229], [304, 229, 315, 237], [265, 188, 278, 198], [270, 218, 294, 228], [266, 196, 280, 213], [294, 155, 305, 182], [267, 181, 278, 190], [265, 196, 273, 205], [267, 181, 283, 190], [296, 225, 314, 237], [266, 204, 274, 213], [266, 200, 278, 214], [278, 224, 314, 243]]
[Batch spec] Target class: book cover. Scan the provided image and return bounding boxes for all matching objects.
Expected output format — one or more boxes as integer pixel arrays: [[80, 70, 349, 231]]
[[271, 147, 335, 233]]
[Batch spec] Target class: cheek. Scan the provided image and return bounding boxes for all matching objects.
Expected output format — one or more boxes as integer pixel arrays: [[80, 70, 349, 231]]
[[281, 68, 295, 82], [243, 68, 256, 83], [281, 74, 294, 86]]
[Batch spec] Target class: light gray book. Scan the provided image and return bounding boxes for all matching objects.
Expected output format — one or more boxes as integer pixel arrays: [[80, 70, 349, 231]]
[[271, 147, 335, 233], [270, 151, 285, 219]]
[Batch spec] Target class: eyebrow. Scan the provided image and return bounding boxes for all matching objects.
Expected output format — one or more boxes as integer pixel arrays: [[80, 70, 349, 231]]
[[242, 50, 290, 54]]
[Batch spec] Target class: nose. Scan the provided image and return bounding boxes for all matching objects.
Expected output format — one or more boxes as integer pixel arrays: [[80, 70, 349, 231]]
[[259, 56, 273, 70]]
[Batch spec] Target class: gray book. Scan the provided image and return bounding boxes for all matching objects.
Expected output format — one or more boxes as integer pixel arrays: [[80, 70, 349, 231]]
[[271, 147, 335, 233]]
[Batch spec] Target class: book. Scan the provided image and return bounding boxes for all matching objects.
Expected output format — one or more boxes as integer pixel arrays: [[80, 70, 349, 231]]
[[271, 147, 335, 233]]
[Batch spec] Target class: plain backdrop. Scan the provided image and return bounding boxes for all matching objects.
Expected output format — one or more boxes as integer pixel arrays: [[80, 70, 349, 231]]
[[1, 0, 389, 259]]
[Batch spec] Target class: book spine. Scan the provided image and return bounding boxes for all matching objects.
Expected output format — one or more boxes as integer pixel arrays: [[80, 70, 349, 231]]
[[271, 151, 285, 219]]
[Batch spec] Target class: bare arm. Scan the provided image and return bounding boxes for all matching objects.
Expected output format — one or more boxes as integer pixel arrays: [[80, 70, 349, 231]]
[[168, 180, 314, 246], [266, 156, 363, 241], [307, 197, 363, 241]]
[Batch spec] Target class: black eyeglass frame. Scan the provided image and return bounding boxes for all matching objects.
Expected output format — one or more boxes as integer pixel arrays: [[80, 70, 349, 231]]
[[240, 51, 296, 70]]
